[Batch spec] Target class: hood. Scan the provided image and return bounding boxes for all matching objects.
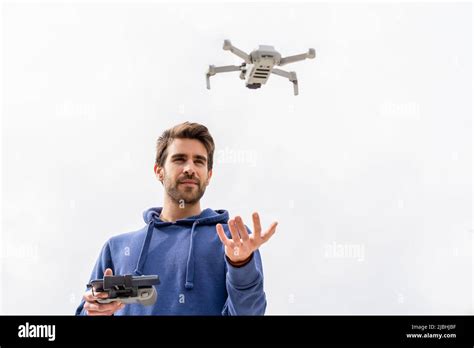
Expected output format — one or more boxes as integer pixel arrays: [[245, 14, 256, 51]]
[[135, 207, 229, 290], [143, 207, 229, 226]]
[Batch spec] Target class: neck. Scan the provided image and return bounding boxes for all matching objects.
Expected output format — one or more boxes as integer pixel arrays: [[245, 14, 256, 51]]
[[160, 195, 202, 222]]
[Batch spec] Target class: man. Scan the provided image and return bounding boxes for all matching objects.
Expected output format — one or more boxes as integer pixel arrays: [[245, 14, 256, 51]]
[[75, 121, 277, 315]]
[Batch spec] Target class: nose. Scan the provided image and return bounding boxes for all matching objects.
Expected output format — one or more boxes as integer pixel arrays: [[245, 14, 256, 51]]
[[183, 160, 196, 176]]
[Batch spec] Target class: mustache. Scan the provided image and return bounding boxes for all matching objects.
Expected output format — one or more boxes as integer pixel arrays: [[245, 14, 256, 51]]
[[177, 177, 199, 184]]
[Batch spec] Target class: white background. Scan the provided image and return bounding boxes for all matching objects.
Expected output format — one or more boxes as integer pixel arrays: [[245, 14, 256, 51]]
[[1, 1, 472, 314]]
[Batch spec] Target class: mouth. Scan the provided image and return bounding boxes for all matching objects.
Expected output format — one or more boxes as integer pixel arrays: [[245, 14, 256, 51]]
[[179, 181, 198, 185]]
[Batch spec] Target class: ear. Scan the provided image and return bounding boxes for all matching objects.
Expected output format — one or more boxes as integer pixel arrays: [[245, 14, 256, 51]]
[[154, 164, 164, 184], [205, 169, 213, 186]]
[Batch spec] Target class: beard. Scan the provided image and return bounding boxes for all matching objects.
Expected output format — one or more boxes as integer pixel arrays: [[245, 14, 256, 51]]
[[163, 173, 207, 205]]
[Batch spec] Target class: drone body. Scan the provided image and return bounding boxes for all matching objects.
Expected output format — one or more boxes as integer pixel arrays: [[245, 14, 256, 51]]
[[206, 40, 316, 95]]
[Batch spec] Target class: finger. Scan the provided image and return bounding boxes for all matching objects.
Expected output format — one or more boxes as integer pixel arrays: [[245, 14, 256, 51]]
[[83, 290, 108, 303], [84, 300, 122, 313], [104, 268, 113, 276], [252, 212, 262, 239], [261, 222, 278, 243], [85, 299, 122, 312], [84, 301, 117, 313], [228, 219, 241, 245], [216, 223, 231, 247], [235, 216, 250, 242], [88, 302, 125, 316], [86, 309, 116, 316]]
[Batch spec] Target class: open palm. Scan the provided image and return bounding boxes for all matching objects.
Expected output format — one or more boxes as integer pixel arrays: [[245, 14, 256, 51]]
[[216, 212, 278, 263]]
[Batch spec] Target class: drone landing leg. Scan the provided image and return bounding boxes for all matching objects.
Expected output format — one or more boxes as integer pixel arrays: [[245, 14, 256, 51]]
[[272, 68, 299, 96]]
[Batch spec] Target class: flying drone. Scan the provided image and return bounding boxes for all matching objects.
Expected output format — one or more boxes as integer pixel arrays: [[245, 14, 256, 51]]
[[206, 40, 316, 96]]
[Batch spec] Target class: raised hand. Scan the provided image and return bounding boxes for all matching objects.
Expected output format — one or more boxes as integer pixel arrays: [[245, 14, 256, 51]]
[[216, 212, 278, 263]]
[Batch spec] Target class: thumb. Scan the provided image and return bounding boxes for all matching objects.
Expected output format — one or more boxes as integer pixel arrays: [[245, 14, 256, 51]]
[[104, 268, 113, 277]]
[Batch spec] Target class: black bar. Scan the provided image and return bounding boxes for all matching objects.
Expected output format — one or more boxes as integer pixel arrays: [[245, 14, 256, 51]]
[[0, 315, 473, 346]]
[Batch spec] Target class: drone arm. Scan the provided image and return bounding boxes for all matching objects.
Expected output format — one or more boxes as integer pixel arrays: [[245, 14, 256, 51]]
[[279, 48, 316, 67], [223, 40, 251, 64], [212, 65, 243, 73], [272, 68, 299, 96], [206, 64, 243, 89]]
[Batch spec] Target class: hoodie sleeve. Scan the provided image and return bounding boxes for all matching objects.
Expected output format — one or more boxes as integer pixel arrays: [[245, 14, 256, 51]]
[[75, 240, 114, 315], [221, 241, 267, 316]]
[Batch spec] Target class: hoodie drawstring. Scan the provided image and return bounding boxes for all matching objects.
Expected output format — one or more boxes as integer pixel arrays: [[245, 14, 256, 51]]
[[185, 220, 199, 289], [134, 220, 155, 276], [134, 219, 199, 290]]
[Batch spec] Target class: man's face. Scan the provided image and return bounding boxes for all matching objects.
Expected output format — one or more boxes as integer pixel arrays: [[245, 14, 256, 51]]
[[154, 138, 212, 205]]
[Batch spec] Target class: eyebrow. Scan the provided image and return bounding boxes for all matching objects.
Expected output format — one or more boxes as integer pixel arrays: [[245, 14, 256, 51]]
[[170, 153, 207, 162]]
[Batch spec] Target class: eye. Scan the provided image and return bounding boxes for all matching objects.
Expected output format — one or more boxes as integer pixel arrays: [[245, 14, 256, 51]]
[[195, 160, 205, 165], [174, 158, 184, 163]]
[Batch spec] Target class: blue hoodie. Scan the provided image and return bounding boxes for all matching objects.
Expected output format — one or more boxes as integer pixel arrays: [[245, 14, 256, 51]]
[[75, 207, 267, 315]]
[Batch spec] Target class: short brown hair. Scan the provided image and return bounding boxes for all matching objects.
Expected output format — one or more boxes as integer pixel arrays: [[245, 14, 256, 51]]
[[155, 122, 215, 170]]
